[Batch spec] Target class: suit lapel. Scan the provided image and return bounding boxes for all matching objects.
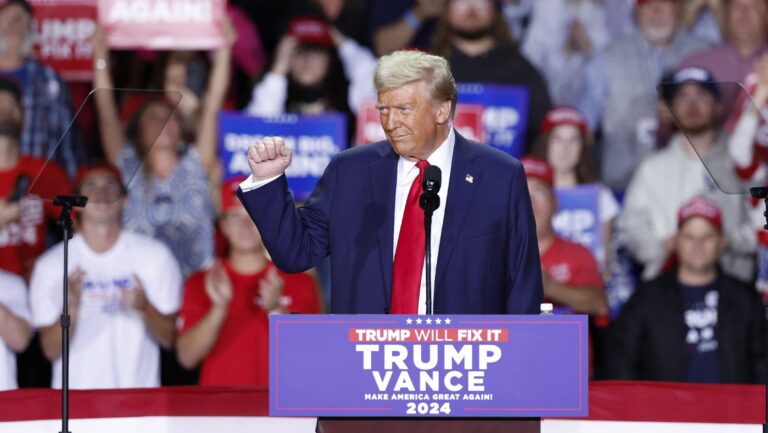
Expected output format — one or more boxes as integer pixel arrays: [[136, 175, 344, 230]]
[[370, 143, 398, 305], [435, 134, 481, 290]]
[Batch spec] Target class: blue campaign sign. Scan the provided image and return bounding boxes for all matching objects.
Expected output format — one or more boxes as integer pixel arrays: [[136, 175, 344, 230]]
[[270, 314, 588, 418], [457, 83, 530, 157], [553, 184, 603, 267], [218, 111, 348, 201]]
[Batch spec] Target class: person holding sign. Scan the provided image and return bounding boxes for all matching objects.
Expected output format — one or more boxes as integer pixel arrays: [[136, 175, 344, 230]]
[[532, 106, 620, 270], [237, 50, 543, 315]]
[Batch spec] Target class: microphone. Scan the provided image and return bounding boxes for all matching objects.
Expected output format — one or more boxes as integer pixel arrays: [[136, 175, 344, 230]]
[[420, 165, 441, 213], [8, 174, 29, 203], [420, 165, 441, 315]]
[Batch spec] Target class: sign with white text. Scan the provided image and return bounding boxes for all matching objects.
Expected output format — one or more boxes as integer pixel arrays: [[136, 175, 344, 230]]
[[270, 314, 588, 417], [30, 0, 97, 81], [457, 83, 530, 157], [218, 111, 347, 202], [97, 0, 225, 49]]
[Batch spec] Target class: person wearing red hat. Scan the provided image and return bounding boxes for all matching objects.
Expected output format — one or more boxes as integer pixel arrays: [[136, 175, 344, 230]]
[[29, 163, 182, 389], [523, 155, 607, 377], [176, 178, 320, 386], [607, 196, 766, 384], [522, 156, 607, 317], [245, 15, 381, 119], [620, 66, 756, 283], [0, 76, 71, 279], [533, 106, 619, 270]]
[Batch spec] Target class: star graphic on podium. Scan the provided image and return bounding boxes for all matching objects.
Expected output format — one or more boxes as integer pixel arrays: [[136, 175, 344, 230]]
[[406, 318, 413, 325], [416, 318, 423, 324], [425, 318, 433, 325], [435, 318, 442, 325], [444, 318, 452, 325]]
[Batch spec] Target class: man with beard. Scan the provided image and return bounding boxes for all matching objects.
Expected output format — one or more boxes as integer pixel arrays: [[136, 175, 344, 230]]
[[430, 0, 551, 151], [578, 0, 710, 192], [618, 67, 756, 283], [0, 0, 82, 177]]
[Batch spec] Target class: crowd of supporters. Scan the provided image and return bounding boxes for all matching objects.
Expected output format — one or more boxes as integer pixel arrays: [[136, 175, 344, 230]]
[[0, 0, 767, 389]]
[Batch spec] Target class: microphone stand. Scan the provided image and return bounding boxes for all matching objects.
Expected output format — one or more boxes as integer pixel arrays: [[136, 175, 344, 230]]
[[750, 187, 768, 433], [53, 195, 88, 433], [420, 189, 440, 315]]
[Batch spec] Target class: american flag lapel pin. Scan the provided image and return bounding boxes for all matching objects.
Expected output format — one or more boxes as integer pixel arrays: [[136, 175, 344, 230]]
[[465, 174, 474, 184]]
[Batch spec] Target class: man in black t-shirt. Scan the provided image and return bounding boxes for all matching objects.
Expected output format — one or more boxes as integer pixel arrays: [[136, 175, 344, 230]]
[[605, 196, 766, 383]]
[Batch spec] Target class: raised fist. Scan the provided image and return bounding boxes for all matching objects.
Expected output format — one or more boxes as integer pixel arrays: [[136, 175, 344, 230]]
[[247, 136, 293, 182]]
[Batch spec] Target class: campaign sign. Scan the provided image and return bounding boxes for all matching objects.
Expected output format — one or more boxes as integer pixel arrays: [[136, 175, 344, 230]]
[[355, 100, 484, 145], [218, 111, 347, 202], [553, 184, 604, 267], [30, 0, 97, 81], [270, 314, 588, 417], [457, 83, 530, 157], [98, 0, 225, 49]]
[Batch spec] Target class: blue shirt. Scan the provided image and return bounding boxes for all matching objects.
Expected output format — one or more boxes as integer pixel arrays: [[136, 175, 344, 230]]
[[679, 281, 720, 383]]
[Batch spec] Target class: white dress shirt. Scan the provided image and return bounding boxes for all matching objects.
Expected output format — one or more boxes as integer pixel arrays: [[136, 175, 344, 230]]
[[393, 128, 454, 314], [240, 128, 457, 314]]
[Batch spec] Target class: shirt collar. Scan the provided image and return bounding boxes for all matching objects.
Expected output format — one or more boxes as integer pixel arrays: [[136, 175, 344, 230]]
[[397, 127, 455, 185]]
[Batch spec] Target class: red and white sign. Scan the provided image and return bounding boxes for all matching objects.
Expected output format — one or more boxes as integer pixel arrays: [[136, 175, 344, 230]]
[[97, 0, 225, 50], [30, 0, 97, 82], [355, 100, 485, 146]]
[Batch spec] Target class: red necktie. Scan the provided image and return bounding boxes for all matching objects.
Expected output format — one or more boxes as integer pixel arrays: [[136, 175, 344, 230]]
[[391, 160, 429, 314]]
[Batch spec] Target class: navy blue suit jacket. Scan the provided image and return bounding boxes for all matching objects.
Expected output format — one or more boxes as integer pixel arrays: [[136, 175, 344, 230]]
[[237, 132, 543, 314]]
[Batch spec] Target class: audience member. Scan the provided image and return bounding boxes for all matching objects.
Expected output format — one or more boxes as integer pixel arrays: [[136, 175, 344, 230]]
[[683, 0, 725, 45], [619, 67, 756, 282], [0, 77, 71, 278], [370, 0, 444, 55], [91, 22, 235, 277], [29, 164, 182, 389], [0, 269, 31, 390], [606, 196, 766, 384], [522, 0, 610, 106], [523, 156, 608, 316], [532, 106, 619, 269], [245, 17, 374, 117], [432, 0, 552, 151], [578, 0, 710, 192], [679, 0, 768, 110], [0, 0, 83, 177], [176, 179, 321, 386]]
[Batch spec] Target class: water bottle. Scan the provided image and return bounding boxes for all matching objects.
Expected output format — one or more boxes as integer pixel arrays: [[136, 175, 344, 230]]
[[540, 303, 554, 315]]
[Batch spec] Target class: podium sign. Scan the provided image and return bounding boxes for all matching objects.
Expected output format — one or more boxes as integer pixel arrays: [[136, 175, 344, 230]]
[[270, 314, 588, 417]]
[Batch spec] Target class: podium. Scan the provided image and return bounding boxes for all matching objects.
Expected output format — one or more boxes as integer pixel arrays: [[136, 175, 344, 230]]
[[270, 314, 587, 431]]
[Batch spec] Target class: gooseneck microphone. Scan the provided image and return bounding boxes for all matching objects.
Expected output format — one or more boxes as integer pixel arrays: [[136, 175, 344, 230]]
[[420, 165, 441, 315]]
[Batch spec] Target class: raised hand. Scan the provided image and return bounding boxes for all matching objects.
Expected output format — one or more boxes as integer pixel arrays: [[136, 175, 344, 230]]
[[257, 267, 284, 313], [204, 261, 233, 310], [247, 136, 293, 182]]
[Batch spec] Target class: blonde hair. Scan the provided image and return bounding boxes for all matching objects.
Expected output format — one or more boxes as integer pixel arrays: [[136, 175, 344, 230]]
[[374, 50, 458, 118]]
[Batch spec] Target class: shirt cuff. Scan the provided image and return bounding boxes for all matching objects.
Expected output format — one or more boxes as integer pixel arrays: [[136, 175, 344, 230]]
[[239, 174, 282, 192]]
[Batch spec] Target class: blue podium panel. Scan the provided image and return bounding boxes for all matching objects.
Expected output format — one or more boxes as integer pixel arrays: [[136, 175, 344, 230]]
[[270, 314, 588, 418]]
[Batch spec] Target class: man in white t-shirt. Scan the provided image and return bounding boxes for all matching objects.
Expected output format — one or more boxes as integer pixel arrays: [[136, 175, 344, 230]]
[[29, 164, 182, 389], [0, 269, 32, 390]]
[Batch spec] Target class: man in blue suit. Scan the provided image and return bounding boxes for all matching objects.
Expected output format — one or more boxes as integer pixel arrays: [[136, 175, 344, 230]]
[[237, 50, 543, 315]]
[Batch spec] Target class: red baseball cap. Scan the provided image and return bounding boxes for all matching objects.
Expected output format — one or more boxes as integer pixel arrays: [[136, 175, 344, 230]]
[[74, 163, 124, 193], [540, 106, 589, 136], [521, 156, 554, 188], [287, 16, 333, 48], [677, 196, 722, 232], [221, 176, 247, 213]]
